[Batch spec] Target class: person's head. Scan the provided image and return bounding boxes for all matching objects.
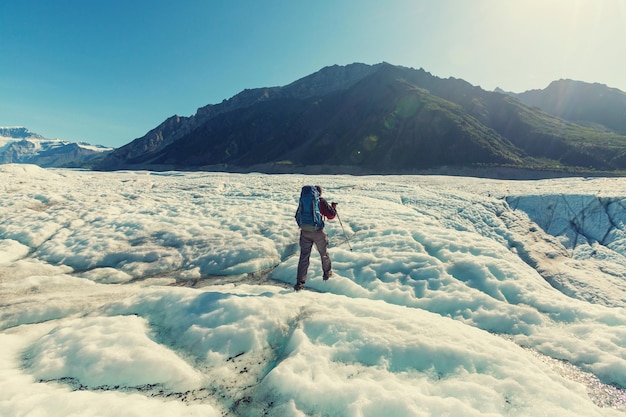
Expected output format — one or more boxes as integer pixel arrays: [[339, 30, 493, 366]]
[[315, 185, 322, 195]]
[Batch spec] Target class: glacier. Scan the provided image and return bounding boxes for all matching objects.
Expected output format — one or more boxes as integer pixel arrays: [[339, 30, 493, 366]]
[[2, 164, 626, 416]]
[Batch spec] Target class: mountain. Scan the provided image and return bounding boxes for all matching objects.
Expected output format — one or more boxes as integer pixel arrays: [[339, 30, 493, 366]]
[[0, 127, 113, 168], [0, 126, 45, 140], [95, 64, 626, 174], [94, 63, 381, 171], [504, 80, 626, 134]]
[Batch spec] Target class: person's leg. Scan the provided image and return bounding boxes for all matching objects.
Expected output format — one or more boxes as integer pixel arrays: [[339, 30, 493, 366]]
[[313, 230, 332, 278], [295, 231, 314, 287]]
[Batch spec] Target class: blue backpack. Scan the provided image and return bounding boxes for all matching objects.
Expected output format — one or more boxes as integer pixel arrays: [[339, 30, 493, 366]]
[[295, 185, 324, 229]]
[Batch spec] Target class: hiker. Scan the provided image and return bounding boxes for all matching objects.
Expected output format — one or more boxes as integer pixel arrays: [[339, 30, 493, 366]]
[[294, 185, 337, 291]]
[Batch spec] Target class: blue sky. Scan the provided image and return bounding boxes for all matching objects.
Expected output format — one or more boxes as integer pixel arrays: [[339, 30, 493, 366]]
[[1, 0, 625, 148]]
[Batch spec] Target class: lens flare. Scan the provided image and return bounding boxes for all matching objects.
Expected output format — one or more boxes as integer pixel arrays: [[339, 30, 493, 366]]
[[363, 135, 378, 151]]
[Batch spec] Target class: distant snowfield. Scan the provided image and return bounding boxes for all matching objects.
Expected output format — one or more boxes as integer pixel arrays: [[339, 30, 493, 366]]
[[2, 164, 626, 416]]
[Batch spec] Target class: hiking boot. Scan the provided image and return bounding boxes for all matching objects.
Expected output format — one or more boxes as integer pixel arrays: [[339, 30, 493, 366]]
[[294, 282, 304, 291], [323, 270, 333, 281]]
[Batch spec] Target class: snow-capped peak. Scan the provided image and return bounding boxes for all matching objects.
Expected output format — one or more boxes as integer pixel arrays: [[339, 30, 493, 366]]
[[0, 127, 113, 168]]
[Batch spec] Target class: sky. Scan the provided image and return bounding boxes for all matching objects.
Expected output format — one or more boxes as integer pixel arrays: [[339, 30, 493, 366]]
[[1, 0, 625, 148], [3, 166, 626, 415]]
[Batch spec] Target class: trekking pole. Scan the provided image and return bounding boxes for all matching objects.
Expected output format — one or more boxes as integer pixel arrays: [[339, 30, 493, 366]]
[[335, 209, 353, 251]]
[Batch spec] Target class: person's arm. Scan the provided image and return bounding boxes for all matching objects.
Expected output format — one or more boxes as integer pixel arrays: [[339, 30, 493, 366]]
[[320, 198, 337, 219]]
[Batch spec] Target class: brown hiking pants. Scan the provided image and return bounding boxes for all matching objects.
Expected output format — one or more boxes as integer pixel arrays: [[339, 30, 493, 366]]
[[296, 228, 332, 285]]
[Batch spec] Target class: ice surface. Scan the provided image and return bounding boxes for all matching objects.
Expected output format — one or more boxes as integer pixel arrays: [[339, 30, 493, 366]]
[[2, 164, 626, 416]]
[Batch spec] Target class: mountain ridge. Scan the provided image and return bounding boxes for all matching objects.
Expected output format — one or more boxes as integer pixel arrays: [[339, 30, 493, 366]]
[[91, 63, 626, 175], [503, 79, 626, 134], [0, 127, 113, 168], [97, 63, 383, 170]]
